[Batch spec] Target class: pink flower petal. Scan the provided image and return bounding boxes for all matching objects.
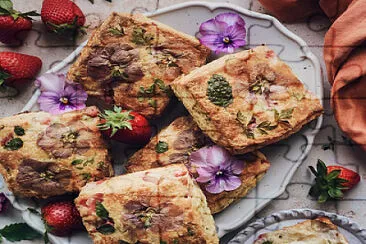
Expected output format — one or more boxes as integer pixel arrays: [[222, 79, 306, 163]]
[[228, 159, 245, 175], [196, 167, 216, 183], [36, 73, 65, 93], [206, 179, 224, 194], [216, 12, 245, 28], [189, 146, 211, 167]]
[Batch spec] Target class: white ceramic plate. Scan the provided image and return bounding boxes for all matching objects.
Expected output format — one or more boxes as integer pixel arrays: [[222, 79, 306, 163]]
[[229, 209, 366, 243], [1, 1, 323, 243]]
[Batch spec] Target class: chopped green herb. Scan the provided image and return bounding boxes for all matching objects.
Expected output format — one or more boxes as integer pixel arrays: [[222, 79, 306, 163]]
[[83, 157, 95, 167], [155, 141, 168, 153], [187, 227, 195, 236], [207, 74, 233, 107], [256, 121, 277, 135], [96, 202, 109, 220], [148, 99, 157, 108], [263, 241, 273, 244], [4, 138, 23, 150], [96, 224, 115, 235], [131, 27, 153, 45], [0, 223, 42, 242], [139, 83, 156, 97], [236, 111, 254, 139], [108, 27, 124, 36], [81, 173, 91, 181], [249, 76, 270, 95], [291, 92, 305, 101], [154, 78, 171, 94], [14, 126, 25, 136], [71, 159, 83, 165]]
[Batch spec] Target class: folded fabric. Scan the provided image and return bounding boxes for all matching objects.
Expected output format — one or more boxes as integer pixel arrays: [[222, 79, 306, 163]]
[[258, 0, 366, 151]]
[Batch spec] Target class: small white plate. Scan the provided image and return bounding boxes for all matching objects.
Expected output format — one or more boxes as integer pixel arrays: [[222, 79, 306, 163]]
[[229, 209, 366, 243], [1, 1, 323, 243]]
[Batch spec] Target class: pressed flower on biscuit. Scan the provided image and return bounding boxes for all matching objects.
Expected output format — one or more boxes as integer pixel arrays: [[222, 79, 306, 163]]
[[198, 12, 246, 54]]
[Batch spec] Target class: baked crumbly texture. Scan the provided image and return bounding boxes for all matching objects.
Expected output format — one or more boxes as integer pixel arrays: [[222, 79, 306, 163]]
[[171, 46, 324, 154], [254, 217, 349, 244], [0, 106, 113, 198], [68, 13, 210, 118], [126, 116, 271, 214], [75, 164, 219, 244]]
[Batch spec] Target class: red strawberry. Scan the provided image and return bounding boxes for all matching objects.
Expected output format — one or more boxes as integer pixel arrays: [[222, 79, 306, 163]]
[[0, 52, 42, 86], [98, 106, 152, 145], [0, 0, 39, 44], [309, 159, 361, 203], [41, 0, 86, 37], [42, 201, 83, 236], [327, 165, 360, 189]]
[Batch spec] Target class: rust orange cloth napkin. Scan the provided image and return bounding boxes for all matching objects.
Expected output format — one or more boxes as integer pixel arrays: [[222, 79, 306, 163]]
[[258, 0, 366, 151]]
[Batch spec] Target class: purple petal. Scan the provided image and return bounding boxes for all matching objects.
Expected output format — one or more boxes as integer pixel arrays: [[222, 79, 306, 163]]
[[222, 175, 242, 191], [215, 12, 245, 28], [196, 166, 216, 183], [199, 34, 222, 52], [37, 92, 64, 115], [227, 159, 245, 175], [205, 175, 242, 194], [189, 146, 211, 167], [206, 145, 230, 167], [226, 24, 246, 46], [199, 19, 228, 35], [36, 73, 65, 93], [65, 85, 88, 106]]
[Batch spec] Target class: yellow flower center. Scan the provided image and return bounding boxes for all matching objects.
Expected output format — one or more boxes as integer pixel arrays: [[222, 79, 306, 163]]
[[59, 97, 69, 104], [223, 37, 231, 44]]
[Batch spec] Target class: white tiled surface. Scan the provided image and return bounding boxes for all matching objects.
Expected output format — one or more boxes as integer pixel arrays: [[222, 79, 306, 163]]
[[0, 1, 365, 243]]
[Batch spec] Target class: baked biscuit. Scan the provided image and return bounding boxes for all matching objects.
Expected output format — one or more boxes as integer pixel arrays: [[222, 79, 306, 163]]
[[126, 116, 270, 214], [68, 13, 210, 118], [75, 164, 219, 244], [254, 217, 349, 243], [171, 46, 323, 154], [0, 106, 113, 198]]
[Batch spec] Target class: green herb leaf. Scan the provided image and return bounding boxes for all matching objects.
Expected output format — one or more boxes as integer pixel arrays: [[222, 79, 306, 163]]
[[207, 74, 233, 107], [263, 241, 273, 244], [96, 202, 109, 219], [81, 173, 91, 181], [14, 126, 25, 136], [97, 224, 115, 235], [308, 159, 348, 203], [236, 111, 254, 139], [0, 223, 42, 242], [148, 99, 157, 108], [131, 27, 153, 45], [71, 159, 83, 165], [249, 76, 270, 95], [109, 27, 124, 36], [155, 141, 168, 153], [4, 138, 23, 150]]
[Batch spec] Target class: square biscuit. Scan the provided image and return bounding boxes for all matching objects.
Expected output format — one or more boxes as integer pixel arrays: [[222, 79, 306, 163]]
[[75, 164, 218, 244], [171, 46, 323, 154], [0, 106, 113, 198], [68, 13, 210, 118]]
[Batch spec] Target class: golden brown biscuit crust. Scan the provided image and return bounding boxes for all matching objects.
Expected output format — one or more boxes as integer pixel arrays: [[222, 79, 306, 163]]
[[0, 107, 113, 198], [75, 164, 219, 243], [171, 46, 324, 154], [68, 13, 210, 118]]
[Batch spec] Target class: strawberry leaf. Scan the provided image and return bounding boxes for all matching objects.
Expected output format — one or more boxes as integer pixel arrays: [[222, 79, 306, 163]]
[[97, 106, 134, 137], [308, 159, 349, 203], [0, 0, 13, 13], [0, 223, 42, 242], [0, 71, 10, 86]]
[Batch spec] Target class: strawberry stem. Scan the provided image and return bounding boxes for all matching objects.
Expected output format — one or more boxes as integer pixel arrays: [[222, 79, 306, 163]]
[[97, 106, 134, 137], [0, 71, 11, 86]]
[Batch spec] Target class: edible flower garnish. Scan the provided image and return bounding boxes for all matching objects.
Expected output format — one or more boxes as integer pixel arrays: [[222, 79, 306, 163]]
[[0, 192, 8, 213], [190, 145, 244, 194], [36, 73, 87, 114], [198, 12, 246, 53]]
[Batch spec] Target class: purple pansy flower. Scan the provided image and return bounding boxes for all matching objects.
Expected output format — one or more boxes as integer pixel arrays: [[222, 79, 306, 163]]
[[199, 12, 246, 54], [0, 192, 8, 213], [36, 73, 88, 115], [190, 145, 245, 194]]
